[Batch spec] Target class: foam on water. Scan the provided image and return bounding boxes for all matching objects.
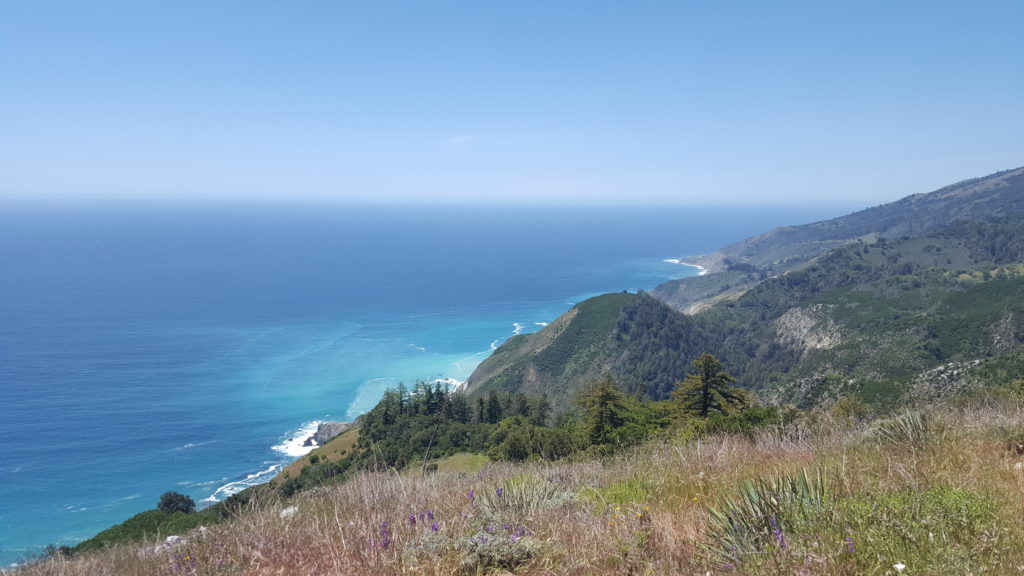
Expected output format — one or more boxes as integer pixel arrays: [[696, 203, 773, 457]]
[[202, 464, 284, 503], [271, 421, 323, 458]]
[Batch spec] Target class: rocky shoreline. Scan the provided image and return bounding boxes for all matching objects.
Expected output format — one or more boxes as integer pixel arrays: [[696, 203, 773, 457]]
[[302, 421, 353, 448]]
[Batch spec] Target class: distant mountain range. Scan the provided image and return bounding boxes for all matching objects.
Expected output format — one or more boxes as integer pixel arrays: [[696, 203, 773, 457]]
[[466, 168, 1024, 409]]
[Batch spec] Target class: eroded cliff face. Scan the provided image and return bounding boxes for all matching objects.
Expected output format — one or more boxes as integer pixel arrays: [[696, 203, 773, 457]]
[[991, 311, 1024, 353], [774, 304, 841, 353], [306, 422, 353, 447]]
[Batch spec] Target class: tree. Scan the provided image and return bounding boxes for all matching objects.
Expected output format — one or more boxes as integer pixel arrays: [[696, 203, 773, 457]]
[[578, 376, 627, 445], [672, 353, 747, 417], [485, 390, 503, 424], [157, 491, 196, 514]]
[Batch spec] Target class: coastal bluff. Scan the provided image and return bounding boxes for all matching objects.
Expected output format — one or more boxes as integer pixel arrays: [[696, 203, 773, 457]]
[[303, 421, 353, 447]]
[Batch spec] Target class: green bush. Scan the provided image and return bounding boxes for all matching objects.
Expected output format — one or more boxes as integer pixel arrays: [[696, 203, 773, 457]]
[[158, 491, 196, 514]]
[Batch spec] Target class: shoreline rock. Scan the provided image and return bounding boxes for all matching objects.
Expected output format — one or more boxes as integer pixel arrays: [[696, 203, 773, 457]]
[[303, 421, 352, 447]]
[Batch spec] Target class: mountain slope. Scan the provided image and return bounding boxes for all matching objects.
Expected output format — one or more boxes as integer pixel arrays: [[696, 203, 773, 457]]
[[464, 292, 703, 408], [467, 169, 1024, 409], [653, 167, 1024, 312]]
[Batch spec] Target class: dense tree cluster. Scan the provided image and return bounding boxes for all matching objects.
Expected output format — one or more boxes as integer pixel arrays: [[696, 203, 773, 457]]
[[275, 354, 779, 497]]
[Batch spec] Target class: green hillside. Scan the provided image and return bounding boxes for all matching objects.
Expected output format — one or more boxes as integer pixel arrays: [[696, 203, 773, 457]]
[[464, 292, 706, 408], [653, 167, 1024, 312], [467, 172, 1024, 410]]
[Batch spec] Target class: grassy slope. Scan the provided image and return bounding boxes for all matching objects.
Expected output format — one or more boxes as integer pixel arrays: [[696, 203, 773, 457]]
[[18, 398, 1024, 575], [275, 428, 360, 483]]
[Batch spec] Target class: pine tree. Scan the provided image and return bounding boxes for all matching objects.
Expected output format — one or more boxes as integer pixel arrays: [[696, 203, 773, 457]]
[[578, 376, 627, 446], [672, 353, 747, 417], [485, 390, 503, 424]]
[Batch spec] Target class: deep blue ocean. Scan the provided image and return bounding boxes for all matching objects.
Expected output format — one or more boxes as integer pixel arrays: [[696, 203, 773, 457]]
[[0, 201, 846, 564]]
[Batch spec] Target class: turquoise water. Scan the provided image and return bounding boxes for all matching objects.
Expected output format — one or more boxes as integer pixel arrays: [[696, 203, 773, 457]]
[[0, 202, 844, 564]]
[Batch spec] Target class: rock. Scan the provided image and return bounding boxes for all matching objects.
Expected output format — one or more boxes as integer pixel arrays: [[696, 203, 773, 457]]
[[308, 421, 352, 446]]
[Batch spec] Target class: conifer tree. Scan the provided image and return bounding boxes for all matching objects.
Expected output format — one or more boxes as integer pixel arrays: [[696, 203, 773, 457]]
[[673, 353, 747, 417], [578, 376, 627, 445], [485, 390, 503, 424]]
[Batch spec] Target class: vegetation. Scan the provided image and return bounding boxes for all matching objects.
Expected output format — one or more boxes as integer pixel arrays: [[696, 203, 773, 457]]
[[157, 492, 196, 515], [68, 510, 217, 555], [17, 395, 1024, 575], [468, 208, 1024, 411], [673, 353, 747, 417]]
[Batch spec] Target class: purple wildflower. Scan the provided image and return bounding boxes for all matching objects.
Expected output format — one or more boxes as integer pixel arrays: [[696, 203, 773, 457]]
[[496, 487, 503, 498], [408, 514, 416, 526], [467, 488, 475, 502], [845, 536, 855, 553], [430, 521, 440, 532], [170, 550, 197, 574], [379, 521, 392, 549], [427, 510, 434, 521], [769, 516, 787, 551]]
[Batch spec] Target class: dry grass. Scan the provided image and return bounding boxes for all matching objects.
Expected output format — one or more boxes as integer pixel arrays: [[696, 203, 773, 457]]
[[275, 429, 360, 482], [9, 400, 1024, 575]]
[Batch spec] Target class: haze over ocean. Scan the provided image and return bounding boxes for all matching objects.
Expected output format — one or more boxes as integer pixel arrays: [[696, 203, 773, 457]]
[[0, 202, 844, 564]]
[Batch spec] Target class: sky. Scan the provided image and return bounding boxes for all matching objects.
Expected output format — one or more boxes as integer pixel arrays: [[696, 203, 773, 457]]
[[1, 1, 1022, 206]]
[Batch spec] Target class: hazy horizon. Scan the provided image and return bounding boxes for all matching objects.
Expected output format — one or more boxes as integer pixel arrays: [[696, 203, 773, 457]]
[[2, 1, 1022, 206]]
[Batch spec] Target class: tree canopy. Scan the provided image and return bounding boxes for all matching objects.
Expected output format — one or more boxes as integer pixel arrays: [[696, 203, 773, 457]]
[[673, 353, 748, 417], [157, 491, 196, 514]]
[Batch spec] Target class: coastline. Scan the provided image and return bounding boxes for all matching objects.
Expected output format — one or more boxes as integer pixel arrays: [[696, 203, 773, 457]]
[[663, 258, 709, 276]]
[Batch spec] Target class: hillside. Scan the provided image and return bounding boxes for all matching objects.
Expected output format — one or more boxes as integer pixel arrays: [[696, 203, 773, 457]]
[[653, 167, 1024, 312], [463, 292, 705, 407], [17, 398, 1024, 575], [467, 169, 1024, 409]]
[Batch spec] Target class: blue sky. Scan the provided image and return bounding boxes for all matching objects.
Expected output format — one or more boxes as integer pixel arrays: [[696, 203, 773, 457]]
[[2, 1, 1021, 205]]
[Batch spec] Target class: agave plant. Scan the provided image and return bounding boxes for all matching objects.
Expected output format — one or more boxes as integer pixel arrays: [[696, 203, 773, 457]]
[[873, 411, 934, 449], [704, 467, 832, 564]]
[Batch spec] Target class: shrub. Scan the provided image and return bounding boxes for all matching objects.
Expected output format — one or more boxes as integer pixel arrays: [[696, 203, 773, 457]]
[[158, 491, 196, 514]]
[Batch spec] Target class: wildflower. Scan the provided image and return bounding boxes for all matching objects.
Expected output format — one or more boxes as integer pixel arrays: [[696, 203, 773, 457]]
[[467, 488, 475, 502], [845, 536, 855, 554], [427, 510, 434, 521], [379, 521, 392, 549], [893, 563, 906, 573], [769, 515, 787, 551], [430, 521, 440, 532], [495, 486, 503, 498], [408, 514, 416, 525], [279, 506, 298, 520]]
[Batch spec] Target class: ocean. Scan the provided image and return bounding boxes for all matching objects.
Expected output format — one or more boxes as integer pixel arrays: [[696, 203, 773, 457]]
[[0, 201, 844, 564]]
